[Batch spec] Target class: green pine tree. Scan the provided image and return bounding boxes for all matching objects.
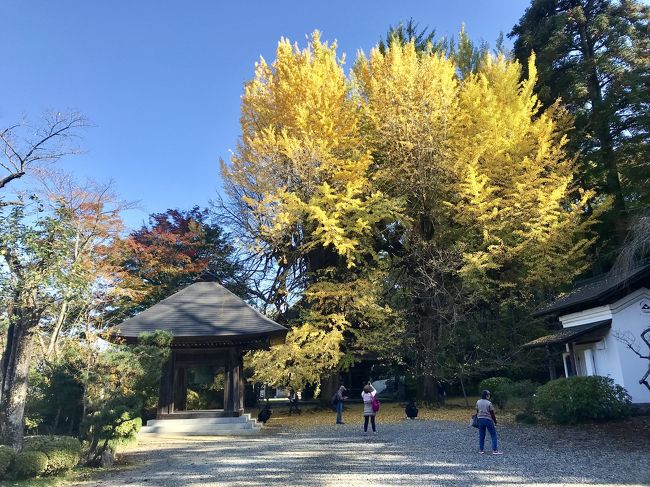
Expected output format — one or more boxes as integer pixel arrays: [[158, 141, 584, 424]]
[[510, 0, 650, 263]]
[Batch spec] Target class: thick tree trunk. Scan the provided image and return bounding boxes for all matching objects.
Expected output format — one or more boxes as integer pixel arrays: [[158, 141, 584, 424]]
[[319, 372, 339, 406], [577, 13, 627, 243], [421, 375, 436, 402], [0, 322, 36, 450], [0, 323, 18, 405]]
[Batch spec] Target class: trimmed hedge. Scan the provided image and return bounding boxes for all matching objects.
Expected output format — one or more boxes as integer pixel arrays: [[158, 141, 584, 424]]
[[23, 435, 82, 475], [13, 450, 48, 478], [478, 377, 512, 408], [506, 379, 537, 398], [0, 445, 14, 478], [535, 376, 632, 424]]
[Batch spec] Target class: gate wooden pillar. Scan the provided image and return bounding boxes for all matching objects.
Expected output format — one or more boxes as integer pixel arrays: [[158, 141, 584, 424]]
[[224, 348, 244, 416], [157, 352, 175, 416], [173, 366, 187, 411]]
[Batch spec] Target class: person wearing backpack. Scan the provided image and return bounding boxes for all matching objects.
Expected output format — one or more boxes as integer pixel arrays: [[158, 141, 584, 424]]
[[333, 385, 347, 424], [361, 382, 379, 434]]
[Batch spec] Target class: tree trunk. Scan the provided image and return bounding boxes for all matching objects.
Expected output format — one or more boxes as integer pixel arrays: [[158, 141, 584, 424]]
[[577, 13, 627, 243], [459, 375, 469, 407], [421, 375, 436, 402], [53, 405, 62, 433], [0, 323, 16, 406], [319, 372, 339, 406], [0, 322, 36, 450], [46, 300, 68, 358]]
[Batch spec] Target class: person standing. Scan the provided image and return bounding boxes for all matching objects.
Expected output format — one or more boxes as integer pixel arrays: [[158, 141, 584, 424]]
[[361, 383, 377, 433], [334, 385, 347, 424], [476, 390, 502, 455]]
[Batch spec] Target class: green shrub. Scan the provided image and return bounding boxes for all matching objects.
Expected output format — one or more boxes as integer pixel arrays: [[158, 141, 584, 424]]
[[505, 380, 538, 398], [186, 389, 206, 410], [535, 376, 632, 424], [13, 450, 48, 478], [108, 416, 142, 449], [23, 435, 82, 475], [42, 449, 79, 475], [478, 377, 513, 409], [0, 445, 15, 478]]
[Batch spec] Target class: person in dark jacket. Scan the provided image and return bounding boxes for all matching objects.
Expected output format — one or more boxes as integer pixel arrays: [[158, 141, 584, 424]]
[[476, 390, 502, 455], [258, 402, 272, 424], [405, 399, 419, 419]]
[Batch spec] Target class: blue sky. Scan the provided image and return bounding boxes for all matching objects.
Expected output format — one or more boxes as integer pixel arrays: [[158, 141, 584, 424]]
[[1, 1, 531, 229]]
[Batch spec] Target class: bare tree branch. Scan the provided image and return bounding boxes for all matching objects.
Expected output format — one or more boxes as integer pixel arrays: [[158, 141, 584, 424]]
[[0, 112, 88, 197], [613, 209, 650, 274]]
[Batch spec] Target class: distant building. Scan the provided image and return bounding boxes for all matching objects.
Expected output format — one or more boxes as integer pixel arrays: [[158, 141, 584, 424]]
[[525, 263, 650, 404]]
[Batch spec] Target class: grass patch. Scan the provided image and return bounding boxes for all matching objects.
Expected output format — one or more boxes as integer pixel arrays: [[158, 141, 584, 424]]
[[2, 469, 79, 487], [2, 455, 138, 487]]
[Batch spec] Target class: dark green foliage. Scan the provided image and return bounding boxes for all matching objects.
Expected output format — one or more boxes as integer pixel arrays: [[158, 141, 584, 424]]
[[478, 377, 513, 409], [379, 18, 437, 54], [26, 362, 84, 436], [535, 376, 633, 423], [80, 331, 170, 465], [0, 445, 15, 478], [510, 0, 650, 257], [505, 379, 538, 399], [13, 450, 48, 478], [23, 436, 82, 475], [379, 20, 496, 78]]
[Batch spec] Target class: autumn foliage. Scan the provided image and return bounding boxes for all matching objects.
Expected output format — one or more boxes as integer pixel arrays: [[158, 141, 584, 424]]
[[221, 32, 599, 393]]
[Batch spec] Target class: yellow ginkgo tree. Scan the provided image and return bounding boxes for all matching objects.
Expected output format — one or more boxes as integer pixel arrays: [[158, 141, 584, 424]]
[[353, 39, 601, 393], [221, 32, 404, 394]]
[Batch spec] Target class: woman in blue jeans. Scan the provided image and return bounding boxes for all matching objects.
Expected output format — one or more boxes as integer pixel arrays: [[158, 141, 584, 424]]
[[476, 390, 503, 455]]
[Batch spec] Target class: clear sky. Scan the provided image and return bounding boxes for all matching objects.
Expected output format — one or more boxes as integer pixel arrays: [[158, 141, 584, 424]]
[[1, 0, 531, 229]]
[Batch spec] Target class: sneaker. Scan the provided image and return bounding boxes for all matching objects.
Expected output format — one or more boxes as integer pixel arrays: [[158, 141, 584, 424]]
[[492, 450, 503, 455], [373, 431, 378, 435], [479, 451, 485, 455]]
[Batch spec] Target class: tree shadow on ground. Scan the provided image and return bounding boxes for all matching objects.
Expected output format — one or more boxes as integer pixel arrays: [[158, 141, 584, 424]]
[[77, 419, 650, 486]]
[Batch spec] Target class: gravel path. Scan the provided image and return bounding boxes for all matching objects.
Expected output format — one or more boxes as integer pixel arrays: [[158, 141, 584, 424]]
[[71, 420, 650, 486]]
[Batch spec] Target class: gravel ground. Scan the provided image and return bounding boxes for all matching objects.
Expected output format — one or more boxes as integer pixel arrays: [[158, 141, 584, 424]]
[[71, 419, 650, 487]]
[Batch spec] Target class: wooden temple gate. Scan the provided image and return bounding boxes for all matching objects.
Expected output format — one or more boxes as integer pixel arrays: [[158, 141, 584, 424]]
[[112, 282, 287, 419]]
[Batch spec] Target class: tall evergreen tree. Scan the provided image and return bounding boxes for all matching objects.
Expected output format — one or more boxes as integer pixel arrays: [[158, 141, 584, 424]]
[[510, 0, 650, 261], [379, 18, 437, 54]]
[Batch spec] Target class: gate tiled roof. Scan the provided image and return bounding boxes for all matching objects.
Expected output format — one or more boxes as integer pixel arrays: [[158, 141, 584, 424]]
[[112, 282, 287, 344]]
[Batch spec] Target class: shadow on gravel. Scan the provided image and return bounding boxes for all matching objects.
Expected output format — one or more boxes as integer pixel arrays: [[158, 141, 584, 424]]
[[78, 420, 650, 486]]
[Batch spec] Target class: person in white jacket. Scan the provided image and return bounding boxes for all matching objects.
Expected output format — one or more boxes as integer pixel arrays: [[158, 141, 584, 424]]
[[361, 383, 377, 433]]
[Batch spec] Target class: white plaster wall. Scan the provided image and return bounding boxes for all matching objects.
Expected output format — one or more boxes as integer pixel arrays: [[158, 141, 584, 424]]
[[558, 287, 650, 404], [560, 306, 622, 385], [573, 336, 623, 385], [610, 288, 650, 404]]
